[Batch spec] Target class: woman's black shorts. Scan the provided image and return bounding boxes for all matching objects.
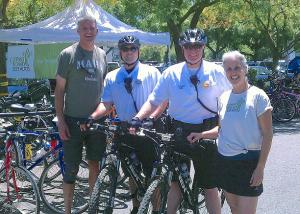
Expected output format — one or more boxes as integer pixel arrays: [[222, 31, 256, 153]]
[[216, 152, 263, 197]]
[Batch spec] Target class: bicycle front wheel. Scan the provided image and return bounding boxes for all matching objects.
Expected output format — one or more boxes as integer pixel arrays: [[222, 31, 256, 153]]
[[138, 177, 169, 214], [39, 158, 89, 214], [0, 165, 40, 214], [88, 164, 117, 214]]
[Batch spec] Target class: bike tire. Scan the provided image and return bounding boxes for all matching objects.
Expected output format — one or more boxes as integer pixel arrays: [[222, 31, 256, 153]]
[[88, 164, 117, 214], [39, 158, 89, 214], [272, 98, 296, 122], [0, 165, 40, 214], [137, 177, 169, 214]]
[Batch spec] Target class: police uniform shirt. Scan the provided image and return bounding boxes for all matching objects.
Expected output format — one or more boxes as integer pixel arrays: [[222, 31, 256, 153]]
[[101, 62, 161, 122], [148, 61, 231, 124]]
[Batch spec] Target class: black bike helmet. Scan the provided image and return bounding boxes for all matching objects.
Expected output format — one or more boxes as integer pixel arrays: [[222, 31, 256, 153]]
[[118, 35, 141, 49], [179, 29, 207, 46]]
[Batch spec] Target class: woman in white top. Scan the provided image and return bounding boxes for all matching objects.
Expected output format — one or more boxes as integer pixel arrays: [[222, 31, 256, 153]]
[[187, 50, 273, 214]]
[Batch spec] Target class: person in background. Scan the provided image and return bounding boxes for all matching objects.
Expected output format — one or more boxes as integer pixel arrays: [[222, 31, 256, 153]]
[[188, 50, 273, 214], [54, 16, 107, 214]]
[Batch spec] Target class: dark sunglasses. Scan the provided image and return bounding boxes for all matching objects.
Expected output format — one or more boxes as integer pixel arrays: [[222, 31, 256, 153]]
[[121, 46, 138, 52], [183, 44, 204, 50]]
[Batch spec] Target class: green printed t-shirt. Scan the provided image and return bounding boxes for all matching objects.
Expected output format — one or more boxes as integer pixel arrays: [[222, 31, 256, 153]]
[[57, 43, 107, 118]]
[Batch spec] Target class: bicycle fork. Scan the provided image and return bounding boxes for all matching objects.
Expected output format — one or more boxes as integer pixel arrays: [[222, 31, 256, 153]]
[[5, 139, 21, 202], [108, 159, 121, 211]]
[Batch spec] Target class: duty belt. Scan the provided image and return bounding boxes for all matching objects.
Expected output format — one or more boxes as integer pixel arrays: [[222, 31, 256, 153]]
[[172, 116, 218, 134]]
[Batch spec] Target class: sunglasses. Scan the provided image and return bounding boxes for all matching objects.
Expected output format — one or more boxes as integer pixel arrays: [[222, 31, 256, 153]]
[[183, 44, 204, 50], [121, 46, 138, 52]]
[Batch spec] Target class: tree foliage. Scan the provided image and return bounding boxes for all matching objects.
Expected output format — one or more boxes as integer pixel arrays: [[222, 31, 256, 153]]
[[3, 0, 73, 28], [243, 0, 300, 70]]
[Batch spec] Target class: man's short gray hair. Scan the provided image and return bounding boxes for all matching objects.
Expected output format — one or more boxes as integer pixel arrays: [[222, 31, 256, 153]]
[[222, 50, 248, 73], [77, 16, 97, 29]]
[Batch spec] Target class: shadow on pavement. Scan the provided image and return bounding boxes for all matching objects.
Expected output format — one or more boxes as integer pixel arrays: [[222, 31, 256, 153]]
[[273, 118, 300, 135]]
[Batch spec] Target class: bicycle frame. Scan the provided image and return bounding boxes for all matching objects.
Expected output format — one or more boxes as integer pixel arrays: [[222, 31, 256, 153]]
[[140, 128, 201, 212], [4, 130, 65, 179], [281, 90, 300, 113], [2, 135, 21, 202], [99, 129, 148, 204]]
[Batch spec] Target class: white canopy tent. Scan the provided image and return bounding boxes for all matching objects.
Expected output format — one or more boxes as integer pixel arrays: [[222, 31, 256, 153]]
[[0, 0, 170, 46]]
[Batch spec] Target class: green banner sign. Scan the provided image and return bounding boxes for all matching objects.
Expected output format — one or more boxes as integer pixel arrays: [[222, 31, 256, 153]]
[[34, 43, 71, 79]]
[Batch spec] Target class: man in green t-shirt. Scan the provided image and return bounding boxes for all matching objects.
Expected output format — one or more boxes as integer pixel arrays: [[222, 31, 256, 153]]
[[54, 15, 107, 214]]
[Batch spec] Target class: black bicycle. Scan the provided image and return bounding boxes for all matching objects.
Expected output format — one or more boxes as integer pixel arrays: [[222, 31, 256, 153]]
[[136, 128, 225, 214], [87, 121, 158, 214]]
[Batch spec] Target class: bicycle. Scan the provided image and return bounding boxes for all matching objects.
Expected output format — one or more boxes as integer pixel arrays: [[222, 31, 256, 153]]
[[136, 128, 225, 214], [87, 121, 156, 214], [266, 76, 297, 122], [0, 129, 40, 214]]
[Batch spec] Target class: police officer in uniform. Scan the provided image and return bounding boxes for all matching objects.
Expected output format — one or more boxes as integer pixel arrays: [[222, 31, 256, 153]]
[[132, 28, 231, 213], [83, 35, 166, 214]]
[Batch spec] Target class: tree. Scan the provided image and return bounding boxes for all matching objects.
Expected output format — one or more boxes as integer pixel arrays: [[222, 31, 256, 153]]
[[0, 0, 10, 96], [102, 0, 220, 62], [243, 0, 300, 70], [159, 0, 221, 62]]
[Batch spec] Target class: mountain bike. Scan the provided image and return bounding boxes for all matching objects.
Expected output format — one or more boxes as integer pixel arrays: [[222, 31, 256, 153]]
[[137, 128, 225, 214], [87, 121, 157, 214]]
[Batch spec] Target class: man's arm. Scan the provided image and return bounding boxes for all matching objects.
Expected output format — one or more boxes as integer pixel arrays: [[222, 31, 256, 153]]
[[135, 100, 158, 120], [79, 101, 113, 131], [55, 75, 66, 122], [90, 102, 113, 120], [55, 74, 70, 140], [149, 100, 168, 120]]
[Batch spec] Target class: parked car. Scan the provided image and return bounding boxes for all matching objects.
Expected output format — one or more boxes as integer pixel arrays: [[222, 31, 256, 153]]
[[248, 65, 272, 80], [287, 56, 300, 78], [259, 60, 287, 73], [107, 62, 120, 72]]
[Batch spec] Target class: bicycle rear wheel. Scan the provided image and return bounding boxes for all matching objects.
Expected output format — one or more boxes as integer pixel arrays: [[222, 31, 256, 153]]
[[138, 177, 169, 214], [272, 98, 296, 122], [39, 158, 89, 214], [0, 165, 40, 214]]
